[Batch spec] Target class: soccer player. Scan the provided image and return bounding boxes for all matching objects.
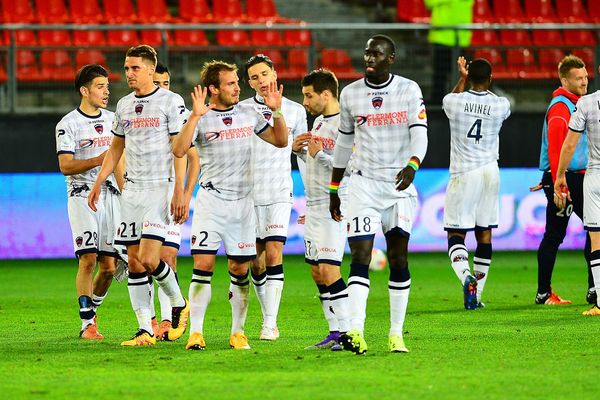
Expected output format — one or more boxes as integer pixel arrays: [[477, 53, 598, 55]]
[[554, 60, 600, 316], [56, 64, 123, 340], [88, 45, 190, 346], [293, 69, 350, 350], [330, 34, 428, 354], [442, 56, 511, 310], [240, 54, 308, 340], [148, 62, 200, 340], [535, 55, 595, 306], [172, 60, 288, 351]]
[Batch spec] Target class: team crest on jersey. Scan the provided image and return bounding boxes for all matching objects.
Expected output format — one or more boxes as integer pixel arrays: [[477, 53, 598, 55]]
[[314, 122, 323, 131], [76, 236, 83, 247], [191, 235, 196, 245], [135, 104, 144, 115], [94, 123, 103, 134], [79, 139, 94, 149], [262, 111, 272, 121], [355, 116, 368, 126], [222, 116, 233, 126], [205, 132, 220, 142], [372, 97, 383, 109]]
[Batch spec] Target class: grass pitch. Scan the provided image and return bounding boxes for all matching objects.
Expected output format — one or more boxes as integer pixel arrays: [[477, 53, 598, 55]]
[[0, 252, 597, 400]]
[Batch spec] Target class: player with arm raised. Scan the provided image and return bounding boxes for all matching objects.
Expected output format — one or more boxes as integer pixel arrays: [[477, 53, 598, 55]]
[[56, 64, 123, 340], [330, 34, 428, 354], [442, 56, 510, 310], [240, 54, 308, 341], [88, 45, 189, 346], [172, 60, 288, 351]]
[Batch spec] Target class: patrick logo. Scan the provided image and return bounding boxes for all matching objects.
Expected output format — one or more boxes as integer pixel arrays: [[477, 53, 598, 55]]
[[262, 110, 272, 121], [135, 104, 144, 115], [94, 124, 103, 134], [372, 96, 383, 109], [222, 116, 233, 126]]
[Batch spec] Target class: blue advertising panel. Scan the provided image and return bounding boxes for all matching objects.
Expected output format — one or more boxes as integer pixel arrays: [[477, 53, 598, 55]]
[[0, 169, 585, 259]]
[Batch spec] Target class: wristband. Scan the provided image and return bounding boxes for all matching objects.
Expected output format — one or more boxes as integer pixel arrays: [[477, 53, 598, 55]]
[[272, 109, 283, 119], [407, 157, 420, 171], [329, 181, 340, 194]]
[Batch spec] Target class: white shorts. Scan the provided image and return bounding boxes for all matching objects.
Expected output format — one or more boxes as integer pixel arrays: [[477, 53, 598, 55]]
[[255, 202, 292, 243], [444, 162, 499, 232], [584, 173, 600, 231], [164, 182, 181, 249], [346, 174, 417, 241], [116, 182, 172, 246], [68, 188, 119, 257], [304, 202, 347, 266], [190, 188, 256, 261]]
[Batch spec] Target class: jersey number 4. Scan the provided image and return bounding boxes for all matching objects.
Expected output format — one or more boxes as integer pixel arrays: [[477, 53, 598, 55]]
[[467, 119, 483, 143]]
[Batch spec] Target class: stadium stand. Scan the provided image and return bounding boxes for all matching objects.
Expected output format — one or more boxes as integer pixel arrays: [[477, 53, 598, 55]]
[[34, 0, 70, 24], [40, 49, 74, 81], [70, 0, 104, 24], [177, 0, 214, 22], [213, 0, 246, 23]]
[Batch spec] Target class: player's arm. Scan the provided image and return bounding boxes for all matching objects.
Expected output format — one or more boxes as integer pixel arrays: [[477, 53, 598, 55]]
[[546, 102, 571, 182], [173, 85, 214, 158], [58, 152, 106, 176], [308, 137, 332, 168], [450, 56, 469, 94], [114, 153, 126, 192], [257, 81, 288, 148], [554, 129, 581, 209], [329, 130, 354, 221], [88, 135, 125, 211], [171, 149, 188, 224], [184, 146, 200, 210], [292, 132, 311, 162]]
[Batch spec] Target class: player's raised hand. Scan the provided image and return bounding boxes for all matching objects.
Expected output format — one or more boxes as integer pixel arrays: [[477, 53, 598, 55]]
[[87, 183, 101, 212], [263, 80, 283, 111], [457, 56, 468, 80], [396, 165, 415, 191], [292, 132, 311, 152], [307, 137, 323, 158], [553, 175, 571, 209], [190, 85, 215, 117]]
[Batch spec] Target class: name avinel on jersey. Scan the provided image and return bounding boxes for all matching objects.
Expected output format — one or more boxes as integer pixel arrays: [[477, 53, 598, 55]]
[[464, 102, 492, 116]]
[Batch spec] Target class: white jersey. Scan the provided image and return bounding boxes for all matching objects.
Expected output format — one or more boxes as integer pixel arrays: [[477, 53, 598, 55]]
[[305, 113, 348, 205], [443, 90, 511, 175], [192, 103, 270, 201], [112, 87, 186, 183], [56, 108, 117, 193], [569, 91, 600, 174], [240, 95, 308, 205], [338, 74, 427, 183]]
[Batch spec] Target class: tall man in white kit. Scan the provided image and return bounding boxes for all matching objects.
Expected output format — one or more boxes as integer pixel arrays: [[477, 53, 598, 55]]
[[330, 34, 428, 354], [88, 45, 190, 346], [241, 54, 308, 340], [172, 60, 288, 350], [442, 56, 511, 310]]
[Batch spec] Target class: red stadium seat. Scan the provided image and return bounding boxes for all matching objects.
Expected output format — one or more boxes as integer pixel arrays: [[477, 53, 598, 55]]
[[140, 30, 173, 46], [473, 0, 493, 23], [5, 30, 37, 46], [70, 0, 104, 23], [285, 48, 308, 79], [251, 30, 283, 46], [470, 30, 498, 46], [320, 49, 362, 80], [40, 49, 74, 81], [138, 0, 172, 22], [500, 30, 531, 46], [174, 30, 209, 46], [73, 30, 107, 46], [493, 0, 525, 22], [474, 48, 514, 80], [538, 49, 564, 79], [177, 0, 213, 22], [75, 49, 121, 81], [2, 0, 36, 23], [103, 0, 137, 24], [0, 61, 7, 82], [216, 30, 250, 46], [247, 0, 286, 22], [571, 48, 595, 78], [16, 50, 42, 82], [507, 48, 547, 79], [588, 0, 600, 23], [563, 30, 597, 46], [255, 49, 285, 68], [38, 30, 72, 47], [524, 0, 557, 22], [396, 0, 430, 23], [555, 0, 589, 23], [532, 30, 563, 47], [213, 0, 246, 22], [107, 30, 140, 47], [284, 28, 311, 46], [35, 0, 70, 23]]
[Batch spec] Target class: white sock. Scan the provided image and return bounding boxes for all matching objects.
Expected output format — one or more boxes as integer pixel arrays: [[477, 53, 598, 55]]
[[148, 276, 156, 319], [449, 240, 471, 285], [264, 265, 284, 329], [189, 270, 212, 335], [158, 286, 171, 322], [317, 286, 339, 332], [389, 279, 410, 337], [128, 272, 153, 334], [251, 271, 267, 320], [229, 271, 250, 334], [590, 253, 600, 307], [328, 279, 350, 333], [91, 292, 107, 312], [152, 261, 185, 308], [347, 264, 370, 334], [473, 260, 490, 303]]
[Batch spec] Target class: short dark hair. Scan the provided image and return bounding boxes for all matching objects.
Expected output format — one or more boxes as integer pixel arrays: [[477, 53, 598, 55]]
[[74, 64, 108, 95], [200, 60, 238, 96], [125, 44, 157, 66], [468, 58, 492, 85], [244, 54, 274, 79], [155, 62, 170, 75], [370, 34, 396, 55], [559, 55, 585, 78], [301, 68, 339, 99]]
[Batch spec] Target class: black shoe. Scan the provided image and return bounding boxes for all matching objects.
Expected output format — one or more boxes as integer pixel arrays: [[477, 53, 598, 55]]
[[586, 289, 597, 305]]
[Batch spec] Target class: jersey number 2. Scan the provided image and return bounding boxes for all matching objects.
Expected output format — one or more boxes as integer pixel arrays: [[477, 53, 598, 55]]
[[467, 119, 483, 143]]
